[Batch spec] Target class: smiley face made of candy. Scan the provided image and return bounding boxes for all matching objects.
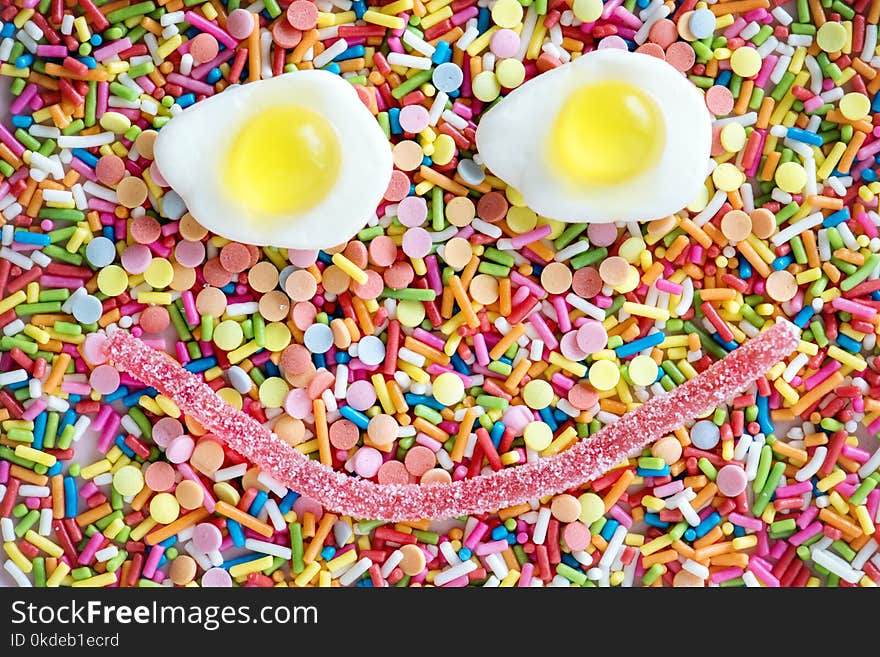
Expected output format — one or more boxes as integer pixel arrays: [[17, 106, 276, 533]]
[[3, 0, 876, 590]]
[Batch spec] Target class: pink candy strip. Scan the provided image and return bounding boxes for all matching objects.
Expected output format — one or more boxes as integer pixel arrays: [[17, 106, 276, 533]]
[[106, 320, 800, 521]]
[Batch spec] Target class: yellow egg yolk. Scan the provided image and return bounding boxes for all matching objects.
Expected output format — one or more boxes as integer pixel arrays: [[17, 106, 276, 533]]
[[546, 81, 665, 186], [223, 105, 341, 217]]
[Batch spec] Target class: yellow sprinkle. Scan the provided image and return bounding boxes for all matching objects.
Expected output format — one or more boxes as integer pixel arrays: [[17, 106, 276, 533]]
[[46, 561, 71, 587], [229, 555, 274, 578], [363, 9, 405, 29], [827, 345, 867, 371], [816, 469, 846, 493], [621, 301, 670, 322], [331, 253, 369, 285], [80, 459, 112, 480], [71, 572, 117, 587]]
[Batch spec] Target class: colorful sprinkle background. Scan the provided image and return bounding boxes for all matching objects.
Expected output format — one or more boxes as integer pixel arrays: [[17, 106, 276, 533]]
[[1, 0, 880, 589]]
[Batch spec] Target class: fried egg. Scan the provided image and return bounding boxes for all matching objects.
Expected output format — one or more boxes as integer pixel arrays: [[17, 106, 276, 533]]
[[154, 70, 392, 249], [475, 49, 712, 223]]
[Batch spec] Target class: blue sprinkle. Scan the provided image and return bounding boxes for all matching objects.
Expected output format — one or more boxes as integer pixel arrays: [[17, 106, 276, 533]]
[[73, 148, 99, 167], [334, 45, 365, 61], [772, 254, 794, 270], [490, 421, 504, 448], [14, 231, 50, 246], [644, 513, 670, 529], [822, 207, 850, 228], [279, 491, 300, 514], [756, 394, 774, 436], [339, 405, 370, 429], [103, 386, 129, 404], [248, 490, 268, 516], [114, 435, 136, 458], [786, 127, 823, 146], [11, 115, 32, 129], [184, 357, 218, 373], [792, 306, 814, 328], [694, 512, 722, 538], [388, 107, 402, 134], [64, 477, 78, 517], [600, 519, 620, 541], [836, 333, 861, 353], [226, 520, 246, 548], [615, 330, 664, 358]]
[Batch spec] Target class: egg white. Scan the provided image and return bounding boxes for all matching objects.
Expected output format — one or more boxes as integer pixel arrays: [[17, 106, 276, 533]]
[[154, 70, 392, 249], [475, 49, 712, 224]]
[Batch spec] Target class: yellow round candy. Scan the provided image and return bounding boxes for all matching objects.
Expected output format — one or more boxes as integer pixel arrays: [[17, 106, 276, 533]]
[[213, 481, 240, 505], [218, 387, 243, 409], [712, 162, 745, 192], [614, 265, 641, 294], [774, 161, 806, 194], [214, 319, 244, 351], [432, 134, 456, 165], [816, 21, 846, 52], [840, 92, 870, 121], [505, 187, 527, 207], [113, 465, 144, 496], [507, 206, 538, 233], [472, 71, 501, 102], [578, 492, 604, 524], [264, 322, 292, 352], [537, 216, 566, 239], [522, 379, 554, 409], [523, 421, 553, 451], [720, 122, 747, 152], [433, 371, 465, 406], [99, 111, 131, 134], [618, 237, 646, 264], [397, 298, 426, 327], [259, 376, 289, 408], [495, 58, 525, 88], [143, 257, 174, 289], [729, 46, 761, 78], [572, 0, 603, 22], [629, 354, 659, 386], [149, 492, 180, 524], [686, 184, 710, 212], [491, 0, 523, 28], [589, 359, 620, 391], [97, 265, 129, 297]]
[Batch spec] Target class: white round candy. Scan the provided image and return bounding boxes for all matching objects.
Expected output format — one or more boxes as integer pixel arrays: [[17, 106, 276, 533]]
[[304, 323, 334, 353], [72, 295, 103, 324], [357, 335, 386, 366], [690, 419, 720, 450]]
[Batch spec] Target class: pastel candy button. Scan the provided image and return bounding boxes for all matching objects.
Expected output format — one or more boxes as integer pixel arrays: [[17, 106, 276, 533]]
[[576, 320, 608, 353], [716, 465, 748, 497]]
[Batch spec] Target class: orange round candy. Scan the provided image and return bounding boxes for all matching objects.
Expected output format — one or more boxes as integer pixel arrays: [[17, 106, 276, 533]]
[[189, 33, 219, 64], [540, 262, 573, 295], [329, 419, 360, 450], [258, 290, 291, 322], [95, 154, 126, 185], [191, 438, 225, 475], [720, 210, 752, 242], [117, 176, 148, 208], [169, 555, 197, 585], [219, 242, 251, 273], [139, 306, 170, 334]]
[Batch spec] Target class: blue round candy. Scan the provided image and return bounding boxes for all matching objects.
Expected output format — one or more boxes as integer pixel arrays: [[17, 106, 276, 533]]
[[689, 9, 716, 39], [85, 236, 116, 267], [72, 294, 103, 325], [690, 419, 721, 450], [432, 62, 464, 92]]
